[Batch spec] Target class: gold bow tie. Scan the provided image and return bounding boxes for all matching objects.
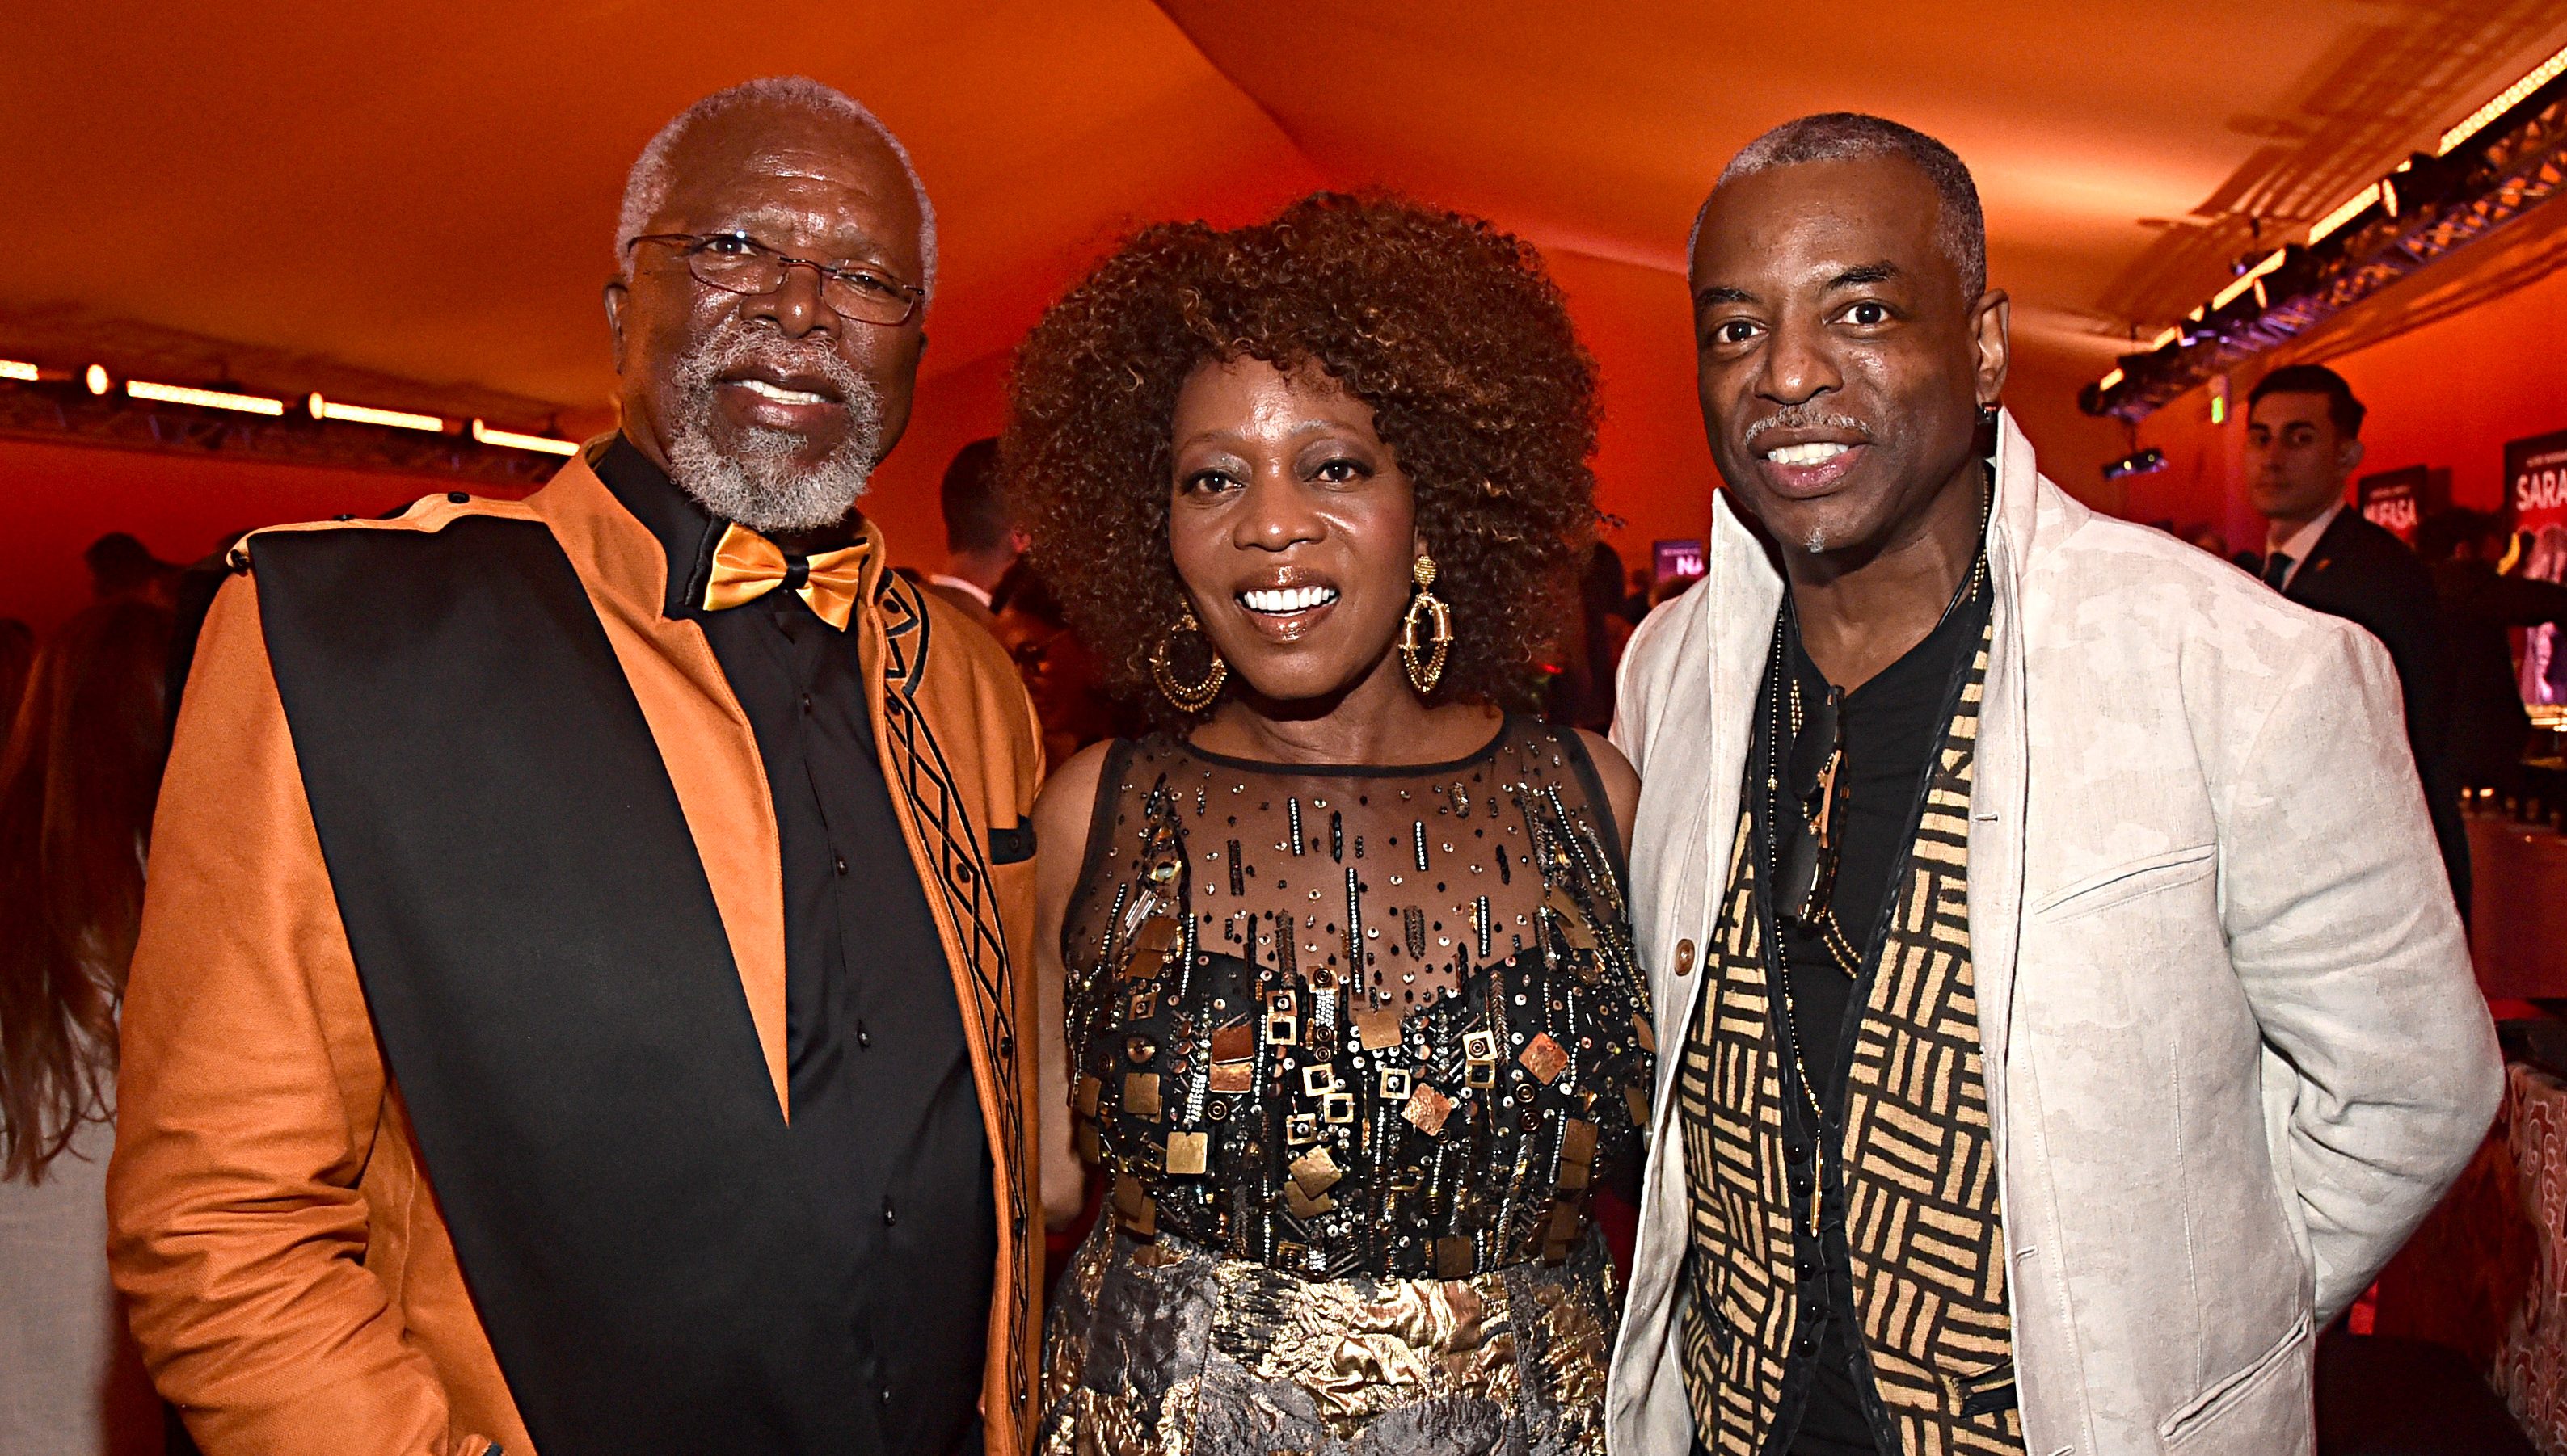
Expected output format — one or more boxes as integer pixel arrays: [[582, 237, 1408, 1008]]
[[701, 523, 870, 631]]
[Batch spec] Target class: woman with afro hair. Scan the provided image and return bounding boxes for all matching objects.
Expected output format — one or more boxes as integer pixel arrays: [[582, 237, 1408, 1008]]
[[1015, 193, 1650, 1454]]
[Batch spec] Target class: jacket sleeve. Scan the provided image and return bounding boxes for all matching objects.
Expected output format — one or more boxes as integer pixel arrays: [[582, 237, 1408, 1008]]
[[108, 575, 466, 1455], [1608, 593, 1681, 776], [2489, 573, 2567, 629], [2218, 618, 2502, 1322]]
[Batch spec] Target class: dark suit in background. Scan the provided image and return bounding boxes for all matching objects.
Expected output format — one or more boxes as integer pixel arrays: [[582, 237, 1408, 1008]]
[[2427, 556, 2567, 798], [2275, 508, 2471, 918]]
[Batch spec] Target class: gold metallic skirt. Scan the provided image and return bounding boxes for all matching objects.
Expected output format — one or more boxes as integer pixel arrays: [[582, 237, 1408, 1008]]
[[1037, 1221, 1618, 1456]]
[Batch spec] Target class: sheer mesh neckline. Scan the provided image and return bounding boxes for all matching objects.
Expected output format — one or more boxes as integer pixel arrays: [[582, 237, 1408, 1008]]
[[1173, 717, 1512, 780]]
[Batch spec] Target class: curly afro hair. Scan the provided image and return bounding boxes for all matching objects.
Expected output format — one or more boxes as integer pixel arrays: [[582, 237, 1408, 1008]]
[[1004, 191, 1600, 722]]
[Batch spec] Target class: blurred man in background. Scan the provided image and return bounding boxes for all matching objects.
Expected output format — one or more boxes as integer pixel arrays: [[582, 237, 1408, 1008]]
[[83, 533, 179, 607], [922, 436, 1017, 628], [2248, 363, 2468, 917]]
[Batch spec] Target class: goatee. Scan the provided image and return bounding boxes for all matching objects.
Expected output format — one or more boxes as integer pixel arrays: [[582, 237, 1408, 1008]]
[[663, 326, 883, 534]]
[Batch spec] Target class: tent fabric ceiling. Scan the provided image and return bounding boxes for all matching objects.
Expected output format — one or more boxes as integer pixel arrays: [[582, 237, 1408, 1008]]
[[3, 1, 2565, 459]]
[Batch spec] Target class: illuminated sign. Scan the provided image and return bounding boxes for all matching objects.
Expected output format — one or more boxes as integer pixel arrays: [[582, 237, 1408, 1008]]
[[2355, 464, 2443, 543], [1653, 539, 1705, 586], [2505, 427, 2567, 708]]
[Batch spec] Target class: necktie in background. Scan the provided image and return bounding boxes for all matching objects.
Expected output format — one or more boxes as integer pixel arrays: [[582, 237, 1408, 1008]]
[[701, 523, 869, 630], [2261, 552, 2294, 590]]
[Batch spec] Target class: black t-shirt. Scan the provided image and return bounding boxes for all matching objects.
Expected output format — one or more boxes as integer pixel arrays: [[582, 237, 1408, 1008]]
[[1761, 572, 1990, 1456], [596, 437, 994, 1456], [1776, 580, 1988, 1099]]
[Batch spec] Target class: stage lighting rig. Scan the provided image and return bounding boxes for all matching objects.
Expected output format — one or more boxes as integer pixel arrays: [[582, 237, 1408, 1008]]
[[2084, 40, 2567, 423]]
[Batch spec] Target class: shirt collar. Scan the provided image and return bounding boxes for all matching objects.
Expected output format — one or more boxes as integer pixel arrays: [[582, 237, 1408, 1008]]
[[591, 434, 729, 620], [2267, 499, 2344, 565], [925, 573, 994, 610]]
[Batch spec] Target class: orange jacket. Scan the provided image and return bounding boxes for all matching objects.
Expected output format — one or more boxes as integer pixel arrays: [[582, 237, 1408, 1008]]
[[108, 448, 1047, 1456]]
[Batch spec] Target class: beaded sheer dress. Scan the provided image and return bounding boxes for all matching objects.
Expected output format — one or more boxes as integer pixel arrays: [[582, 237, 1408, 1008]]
[[1038, 716, 1652, 1456]]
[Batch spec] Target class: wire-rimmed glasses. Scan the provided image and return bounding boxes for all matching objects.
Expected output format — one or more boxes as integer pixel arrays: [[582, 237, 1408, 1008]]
[[626, 232, 924, 326]]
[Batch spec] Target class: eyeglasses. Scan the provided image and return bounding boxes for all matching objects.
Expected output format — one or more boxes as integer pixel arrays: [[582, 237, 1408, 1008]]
[[626, 232, 925, 327]]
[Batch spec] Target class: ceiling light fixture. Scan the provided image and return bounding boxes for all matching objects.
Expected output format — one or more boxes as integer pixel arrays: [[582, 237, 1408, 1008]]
[[126, 379, 286, 416], [2211, 249, 2288, 312], [471, 419, 577, 456], [2102, 448, 2167, 481], [0, 360, 38, 382], [2305, 183, 2383, 246], [2148, 326, 2181, 350], [2093, 40, 2567, 419], [2440, 39, 2567, 154], [308, 392, 445, 433], [85, 364, 110, 395]]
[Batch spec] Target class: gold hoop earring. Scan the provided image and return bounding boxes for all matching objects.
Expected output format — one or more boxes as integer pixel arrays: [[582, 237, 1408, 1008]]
[[1149, 609, 1229, 713], [1399, 553, 1452, 695]]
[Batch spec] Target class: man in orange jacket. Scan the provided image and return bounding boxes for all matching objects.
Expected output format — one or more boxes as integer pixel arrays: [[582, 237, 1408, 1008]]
[[109, 78, 1047, 1456]]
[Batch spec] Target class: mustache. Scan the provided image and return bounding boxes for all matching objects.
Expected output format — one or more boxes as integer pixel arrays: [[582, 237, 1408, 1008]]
[[1742, 408, 1874, 448], [673, 322, 872, 410]]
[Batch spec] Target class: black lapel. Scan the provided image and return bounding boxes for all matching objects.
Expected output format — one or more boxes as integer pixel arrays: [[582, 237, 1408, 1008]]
[[2289, 509, 2358, 600], [252, 517, 871, 1456]]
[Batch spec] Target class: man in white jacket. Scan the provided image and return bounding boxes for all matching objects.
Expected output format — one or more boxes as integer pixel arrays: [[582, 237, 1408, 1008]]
[[1606, 112, 2501, 1456]]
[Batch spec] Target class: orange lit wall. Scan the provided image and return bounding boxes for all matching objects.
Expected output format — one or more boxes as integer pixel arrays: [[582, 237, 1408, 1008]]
[[2118, 255, 2567, 549]]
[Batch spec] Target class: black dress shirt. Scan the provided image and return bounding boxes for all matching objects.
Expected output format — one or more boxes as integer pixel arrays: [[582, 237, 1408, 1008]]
[[596, 437, 994, 1456], [1756, 576, 1991, 1456]]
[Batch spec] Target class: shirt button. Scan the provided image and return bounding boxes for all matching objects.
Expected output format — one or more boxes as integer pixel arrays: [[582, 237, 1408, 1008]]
[[1794, 1336, 1816, 1357], [1673, 939, 1697, 976], [856, 1020, 872, 1050], [881, 1196, 896, 1227], [878, 1387, 893, 1408], [801, 694, 814, 715], [834, 855, 849, 876]]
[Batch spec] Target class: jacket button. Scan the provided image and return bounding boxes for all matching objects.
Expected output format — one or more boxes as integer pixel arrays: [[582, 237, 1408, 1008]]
[[856, 1020, 871, 1050], [881, 1197, 896, 1227], [834, 855, 849, 876], [1673, 939, 1697, 976], [999, 1033, 1014, 1060]]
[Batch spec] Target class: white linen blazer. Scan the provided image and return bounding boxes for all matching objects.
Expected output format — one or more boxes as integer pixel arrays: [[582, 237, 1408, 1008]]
[[1604, 411, 2502, 1455]]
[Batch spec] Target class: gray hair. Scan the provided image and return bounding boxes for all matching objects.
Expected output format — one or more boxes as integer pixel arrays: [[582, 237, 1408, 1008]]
[[1688, 112, 1986, 301], [617, 76, 938, 304]]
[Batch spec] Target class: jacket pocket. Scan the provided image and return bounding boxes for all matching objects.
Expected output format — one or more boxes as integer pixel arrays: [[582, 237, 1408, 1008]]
[[2031, 843, 2215, 922], [987, 822, 1037, 865], [2158, 1311, 2312, 1451]]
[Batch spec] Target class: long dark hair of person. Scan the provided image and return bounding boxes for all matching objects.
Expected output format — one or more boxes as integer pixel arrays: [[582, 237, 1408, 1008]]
[[0, 600, 174, 1182]]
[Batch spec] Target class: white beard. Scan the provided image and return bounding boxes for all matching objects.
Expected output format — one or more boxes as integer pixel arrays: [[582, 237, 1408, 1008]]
[[661, 326, 883, 534]]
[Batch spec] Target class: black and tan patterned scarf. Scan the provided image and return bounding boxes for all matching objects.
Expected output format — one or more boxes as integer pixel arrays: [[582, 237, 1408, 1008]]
[[1676, 616, 2021, 1456]]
